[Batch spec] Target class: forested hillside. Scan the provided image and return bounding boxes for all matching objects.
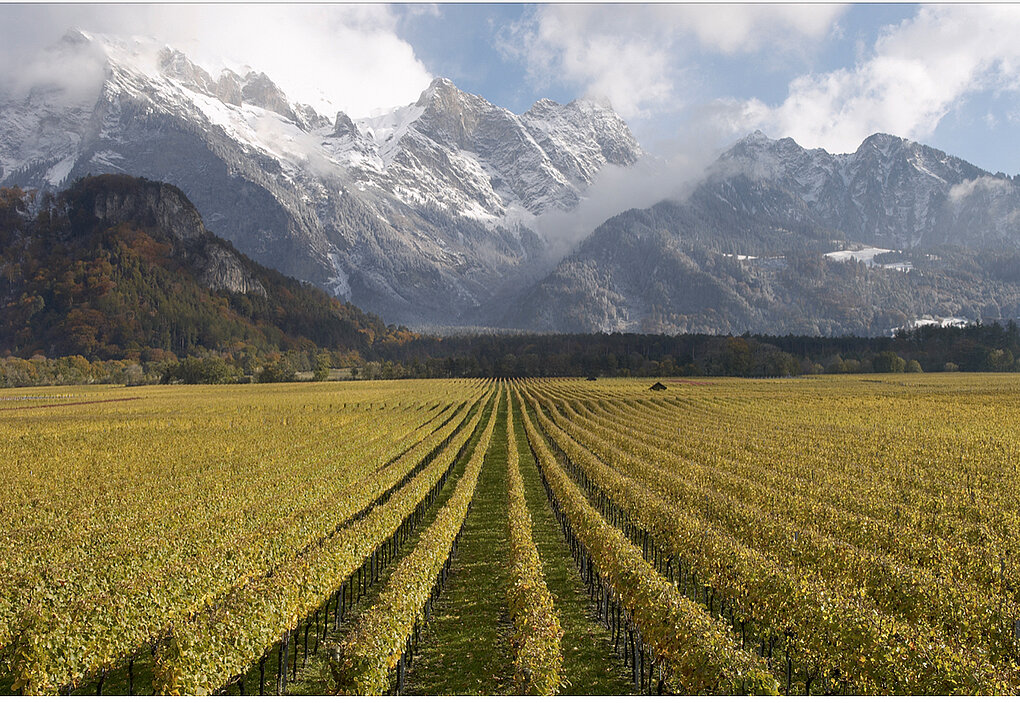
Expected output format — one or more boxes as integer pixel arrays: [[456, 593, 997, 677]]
[[0, 175, 406, 360]]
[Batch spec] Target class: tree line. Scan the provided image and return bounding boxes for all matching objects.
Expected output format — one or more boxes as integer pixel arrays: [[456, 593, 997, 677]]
[[3, 322, 1020, 387]]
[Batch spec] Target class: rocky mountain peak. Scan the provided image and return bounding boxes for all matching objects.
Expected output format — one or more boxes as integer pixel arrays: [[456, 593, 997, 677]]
[[59, 27, 94, 48], [856, 132, 904, 154], [214, 70, 243, 106], [425, 76, 455, 92], [735, 129, 772, 148], [525, 98, 562, 116], [725, 131, 805, 160], [416, 77, 461, 105], [412, 77, 495, 149], [240, 72, 297, 122], [331, 111, 359, 139], [158, 47, 215, 93], [294, 104, 328, 132]]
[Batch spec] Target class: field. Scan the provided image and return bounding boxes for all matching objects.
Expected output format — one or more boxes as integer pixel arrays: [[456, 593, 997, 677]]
[[1, 374, 1019, 694]]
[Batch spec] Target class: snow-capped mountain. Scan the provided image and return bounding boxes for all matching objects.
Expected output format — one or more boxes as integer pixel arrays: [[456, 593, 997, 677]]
[[509, 132, 1020, 335], [0, 30, 641, 325]]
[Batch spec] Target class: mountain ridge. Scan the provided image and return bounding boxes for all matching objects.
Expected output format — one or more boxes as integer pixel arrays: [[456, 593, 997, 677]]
[[713, 130, 1019, 249], [509, 130, 1020, 335]]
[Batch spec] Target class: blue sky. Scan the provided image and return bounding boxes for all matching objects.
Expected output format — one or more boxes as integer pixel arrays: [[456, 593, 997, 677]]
[[2, 3, 1019, 174]]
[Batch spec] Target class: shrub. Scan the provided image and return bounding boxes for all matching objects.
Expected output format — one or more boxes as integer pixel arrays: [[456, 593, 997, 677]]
[[162, 357, 240, 384], [873, 351, 906, 373], [257, 359, 296, 383]]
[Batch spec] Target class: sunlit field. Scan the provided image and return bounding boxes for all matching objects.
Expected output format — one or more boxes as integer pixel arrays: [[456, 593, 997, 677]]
[[2, 375, 1018, 694]]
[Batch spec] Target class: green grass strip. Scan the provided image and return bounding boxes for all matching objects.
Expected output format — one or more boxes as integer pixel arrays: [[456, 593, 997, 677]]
[[505, 391, 563, 694], [510, 395, 635, 695], [399, 388, 517, 695]]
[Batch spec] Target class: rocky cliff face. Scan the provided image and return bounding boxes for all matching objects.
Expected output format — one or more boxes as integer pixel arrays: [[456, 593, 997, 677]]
[[0, 31, 642, 327], [79, 178, 208, 241], [66, 175, 266, 296], [191, 243, 267, 296]]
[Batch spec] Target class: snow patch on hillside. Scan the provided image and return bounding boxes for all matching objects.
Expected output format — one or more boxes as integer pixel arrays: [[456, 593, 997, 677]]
[[825, 247, 913, 271], [895, 316, 970, 334], [45, 155, 76, 186], [357, 104, 425, 166], [825, 247, 892, 263], [327, 253, 352, 299]]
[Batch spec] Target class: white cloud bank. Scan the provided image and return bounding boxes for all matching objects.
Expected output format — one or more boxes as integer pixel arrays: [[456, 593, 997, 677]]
[[743, 5, 1020, 153], [501, 5, 846, 119], [948, 175, 1014, 203], [503, 4, 1020, 160], [0, 5, 433, 119]]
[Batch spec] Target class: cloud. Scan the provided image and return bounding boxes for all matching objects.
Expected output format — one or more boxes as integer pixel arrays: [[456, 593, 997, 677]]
[[532, 159, 672, 259], [499, 5, 845, 119], [0, 28, 109, 106], [739, 5, 1020, 153], [676, 5, 847, 55], [0, 5, 433, 118], [948, 175, 1013, 203]]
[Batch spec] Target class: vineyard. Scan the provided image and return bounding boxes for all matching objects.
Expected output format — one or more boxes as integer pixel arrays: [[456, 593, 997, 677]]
[[2, 374, 1019, 694]]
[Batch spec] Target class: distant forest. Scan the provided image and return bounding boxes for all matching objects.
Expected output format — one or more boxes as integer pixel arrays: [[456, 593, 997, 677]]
[[379, 321, 1020, 379], [3, 322, 1020, 387]]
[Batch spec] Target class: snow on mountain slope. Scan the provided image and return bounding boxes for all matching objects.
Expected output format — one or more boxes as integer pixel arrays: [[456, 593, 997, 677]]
[[344, 78, 641, 223], [0, 31, 640, 222], [0, 30, 642, 326]]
